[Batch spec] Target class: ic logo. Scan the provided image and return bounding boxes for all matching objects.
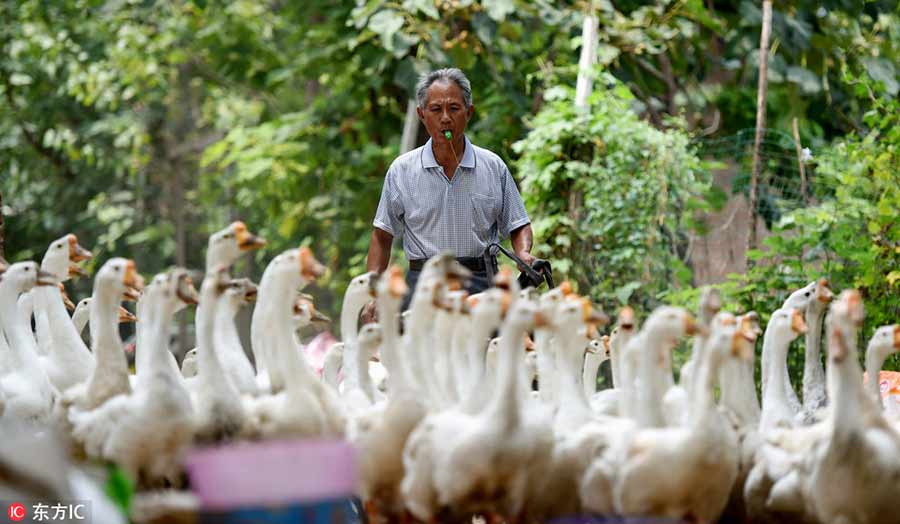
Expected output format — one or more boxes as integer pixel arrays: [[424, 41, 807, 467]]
[[7, 502, 26, 522]]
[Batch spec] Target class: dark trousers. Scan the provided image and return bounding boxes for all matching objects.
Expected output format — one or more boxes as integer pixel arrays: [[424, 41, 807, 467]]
[[400, 268, 491, 312]]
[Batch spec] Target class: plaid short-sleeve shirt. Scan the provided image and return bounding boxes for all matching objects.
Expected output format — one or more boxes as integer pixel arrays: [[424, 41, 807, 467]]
[[373, 135, 530, 260]]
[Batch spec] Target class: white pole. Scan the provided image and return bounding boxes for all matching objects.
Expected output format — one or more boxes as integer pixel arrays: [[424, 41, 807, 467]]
[[400, 99, 419, 154], [575, 6, 599, 111]]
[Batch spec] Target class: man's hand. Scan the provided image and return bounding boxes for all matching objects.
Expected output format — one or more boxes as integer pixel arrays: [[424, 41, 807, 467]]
[[515, 250, 536, 268], [360, 299, 378, 325]]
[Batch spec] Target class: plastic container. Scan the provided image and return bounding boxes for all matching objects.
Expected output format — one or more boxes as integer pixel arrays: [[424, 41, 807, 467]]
[[186, 438, 359, 522]]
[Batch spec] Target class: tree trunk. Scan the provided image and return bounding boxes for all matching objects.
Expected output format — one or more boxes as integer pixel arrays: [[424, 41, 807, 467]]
[[748, 0, 772, 254]]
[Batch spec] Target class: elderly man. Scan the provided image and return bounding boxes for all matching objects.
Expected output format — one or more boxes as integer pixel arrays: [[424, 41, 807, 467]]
[[364, 68, 534, 311]]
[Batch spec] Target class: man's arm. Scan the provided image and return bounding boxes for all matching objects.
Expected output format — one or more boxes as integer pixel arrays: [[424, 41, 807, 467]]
[[510, 223, 535, 267], [366, 227, 393, 274]]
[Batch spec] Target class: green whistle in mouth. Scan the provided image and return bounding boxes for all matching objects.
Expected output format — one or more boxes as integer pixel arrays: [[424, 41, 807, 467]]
[[443, 130, 452, 141]]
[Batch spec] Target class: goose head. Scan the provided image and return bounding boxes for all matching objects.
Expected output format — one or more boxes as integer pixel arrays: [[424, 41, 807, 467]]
[[767, 308, 807, 344], [159, 267, 200, 314], [737, 311, 762, 343], [41, 234, 92, 283], [376, 265, 408, 303], [347, 271, 378, 301], [644, 306, 701, 344], [715, 312, 756, 361], [94, 258, 143, 303], [782, 280, 818, 311], [205, 221, 267, 271], [467, 287, 508, 330], [293, 296, 330, 327], [866, 324, 900, 363], [222, 277, 257, 312], [421, 252, 471, 290], [0, 261, 56, 294], [358, 322, 383, 352]]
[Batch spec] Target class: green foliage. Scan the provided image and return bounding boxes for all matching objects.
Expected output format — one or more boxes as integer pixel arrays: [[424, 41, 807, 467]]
[[514, 73, 711, 312]]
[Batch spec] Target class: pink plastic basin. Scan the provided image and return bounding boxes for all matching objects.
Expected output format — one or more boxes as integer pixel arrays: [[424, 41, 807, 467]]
[[185, 439, 357, 510]]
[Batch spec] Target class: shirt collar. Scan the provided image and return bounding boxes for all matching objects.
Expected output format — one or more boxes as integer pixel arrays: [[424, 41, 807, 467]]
[[421, 135, 476, 170]]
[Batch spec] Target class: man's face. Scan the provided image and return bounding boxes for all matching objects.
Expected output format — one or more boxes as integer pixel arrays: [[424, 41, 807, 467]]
[[417, 80, 474, 144]]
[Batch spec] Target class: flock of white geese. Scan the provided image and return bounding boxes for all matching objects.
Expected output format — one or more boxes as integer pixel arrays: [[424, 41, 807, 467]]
[[1, 221, 900, 524]]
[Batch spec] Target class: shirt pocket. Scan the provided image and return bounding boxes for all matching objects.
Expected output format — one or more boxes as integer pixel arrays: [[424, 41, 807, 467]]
[[471, 193, 500, 234]]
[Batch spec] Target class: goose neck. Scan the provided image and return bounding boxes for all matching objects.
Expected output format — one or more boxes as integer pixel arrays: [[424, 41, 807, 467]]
[[0, 282, 41, 369], [534, 326, 557, 404], [865, 347, 889, 406], [760, 329, 796, 428], [827, 328, 864, 439], [483, 321, 527, 430], [376, 295, 407, 392], [555, 329, 591, 415], [802, 304, 827, 405]]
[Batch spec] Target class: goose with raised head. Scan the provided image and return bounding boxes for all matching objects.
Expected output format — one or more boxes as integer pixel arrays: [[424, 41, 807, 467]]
[[337, 272, 379, 404], [800, 279, 833, 422], [411, 294, 553, 521], [196, 221, 265, 387], [610, 312, 753, 523], [34, 233, 91, 344], [759, 309, 807, 431], [663, 288, 721, 427], [526, 295, 610, 520], [864, 324, 900, 410], [590, 307, 636, 417], [243, 248, 341, 439], [193, 267, 247, 443], [629, 306, 700, 428], [763, 281, 816, 414], [30, 235, 92, 360], [63, 258, 142, 412], [0, 262, 57, 422], [800, 290, 900, 524], [533, 281, 574, 406], [70, 268, 197, 486], [401, 270, 514, 521], [583, 336, 610, 398], [350, 267, 427, 524], [213, 277, 258, 396]]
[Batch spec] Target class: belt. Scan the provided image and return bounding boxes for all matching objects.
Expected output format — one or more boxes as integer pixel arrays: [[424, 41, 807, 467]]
[[408, 256, 487, 272]]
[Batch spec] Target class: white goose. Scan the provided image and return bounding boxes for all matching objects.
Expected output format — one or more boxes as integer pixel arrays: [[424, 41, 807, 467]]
[[800, 290, 900, 524], [583, 336, 610, 398], [351, 267, 427, 523], [415, 294, 554, 521], [213, 277, 258, 396], [70, 268, 197, 486], [192, 267, 246, 443], [35, 235, 95, 392], [590, 307, 636, 417], [759, 309, 807, 431], [0, 261, 57, 422], [58, 258, 143, 431], [610, 312, 752, 523], [243, 248, 342, 439], [864, 324, 900, 410], [800, 279, 833, 419], [195, 221, 265, 390]]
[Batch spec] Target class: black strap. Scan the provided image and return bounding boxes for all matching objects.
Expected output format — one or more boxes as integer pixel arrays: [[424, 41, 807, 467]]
[[408, 257, 486, 272]]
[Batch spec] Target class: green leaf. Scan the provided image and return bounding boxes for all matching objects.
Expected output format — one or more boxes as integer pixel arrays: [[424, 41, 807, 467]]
[[368, 9, 405, 49], [485, 0, 515, 22]]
